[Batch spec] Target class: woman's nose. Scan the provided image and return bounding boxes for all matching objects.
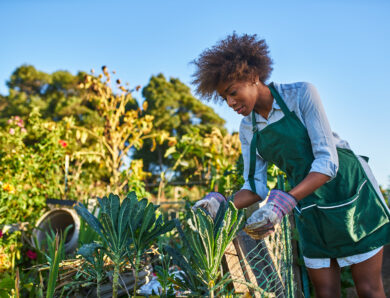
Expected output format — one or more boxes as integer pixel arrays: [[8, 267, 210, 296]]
[[226, 96, 236, 107]]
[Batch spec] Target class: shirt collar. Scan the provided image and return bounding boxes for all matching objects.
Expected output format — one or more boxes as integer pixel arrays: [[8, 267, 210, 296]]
[[254, 99, 281, 122]]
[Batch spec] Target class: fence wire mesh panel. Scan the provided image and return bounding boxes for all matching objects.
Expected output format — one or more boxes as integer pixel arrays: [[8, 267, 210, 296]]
[[218, 215, 298, 297]]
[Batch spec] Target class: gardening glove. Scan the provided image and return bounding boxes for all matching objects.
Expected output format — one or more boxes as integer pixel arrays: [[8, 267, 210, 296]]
[[192, 192, 226, 219], [244, 190, 297, 240]]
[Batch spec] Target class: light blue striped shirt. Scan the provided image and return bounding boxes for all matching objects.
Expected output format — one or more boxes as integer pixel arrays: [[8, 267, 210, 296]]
[[239, 82, 348, 200]]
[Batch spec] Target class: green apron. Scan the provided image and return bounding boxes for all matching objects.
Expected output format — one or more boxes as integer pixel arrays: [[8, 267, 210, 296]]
[[248, 83, 390, 258]]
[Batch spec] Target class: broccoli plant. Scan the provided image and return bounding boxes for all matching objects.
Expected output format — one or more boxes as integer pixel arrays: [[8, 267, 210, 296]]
[[166, 201, 244, 297]]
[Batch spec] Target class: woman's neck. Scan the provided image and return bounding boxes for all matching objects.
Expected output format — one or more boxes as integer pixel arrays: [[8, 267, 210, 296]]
[[253, 84, 274, 119]]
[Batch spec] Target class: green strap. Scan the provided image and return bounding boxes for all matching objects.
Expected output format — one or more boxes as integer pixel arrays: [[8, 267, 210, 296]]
[[248, 111, 258, 193], [268, 82, 291, 115], [248, 83, 290, 194]]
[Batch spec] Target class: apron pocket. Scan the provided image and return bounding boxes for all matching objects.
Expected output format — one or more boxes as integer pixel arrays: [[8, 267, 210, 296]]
[[301, 179, 389, 247]]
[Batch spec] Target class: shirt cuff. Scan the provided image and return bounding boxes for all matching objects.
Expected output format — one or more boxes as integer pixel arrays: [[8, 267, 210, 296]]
[[241, 181, 269, 201], [309, 158, 338, 182]]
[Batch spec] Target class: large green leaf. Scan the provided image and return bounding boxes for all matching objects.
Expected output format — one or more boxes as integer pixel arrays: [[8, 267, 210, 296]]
[[117, 196, 131, 243], [108, 193, 120, 222], [74, 202, 104, 238], [100, 212, 118, 253], [138, 203, 156, 241], [78, 242, 102, 264], [143, 219, 175, 245]]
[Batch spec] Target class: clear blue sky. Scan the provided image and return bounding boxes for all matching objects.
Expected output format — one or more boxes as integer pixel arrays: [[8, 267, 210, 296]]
[[1, 0, 389, 186]]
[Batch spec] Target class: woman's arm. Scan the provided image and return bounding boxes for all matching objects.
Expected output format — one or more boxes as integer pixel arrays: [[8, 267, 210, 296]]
[[288, 172, 330, 200], [288, 83, 338, 200], [300, 83, 339, 181], [233, 189, 262, 209]]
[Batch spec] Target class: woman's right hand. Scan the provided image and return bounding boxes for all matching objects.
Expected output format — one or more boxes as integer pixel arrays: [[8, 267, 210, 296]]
[[192, 192, 226, 219]]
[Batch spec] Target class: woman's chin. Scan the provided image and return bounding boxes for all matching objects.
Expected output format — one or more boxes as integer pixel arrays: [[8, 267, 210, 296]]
[[242, 109, 251, 116]]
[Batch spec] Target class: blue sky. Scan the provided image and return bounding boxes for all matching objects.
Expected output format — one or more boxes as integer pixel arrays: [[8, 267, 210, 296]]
[[1, 0, 389, 186]]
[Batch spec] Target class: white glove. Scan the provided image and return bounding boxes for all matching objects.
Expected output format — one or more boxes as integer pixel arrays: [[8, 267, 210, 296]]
[[192, 192, 226, 219]]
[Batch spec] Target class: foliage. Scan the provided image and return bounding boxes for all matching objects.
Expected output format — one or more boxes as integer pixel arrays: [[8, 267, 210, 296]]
[[154, 241, 176, 297], [124, 193, 176, 296], [74, 193, 132, 298], [134, 73, 226, 178], [45, 226, 71, 298], [78, 243, 105, 298], [0, 112, 68, 226], [77, 201, 100, 247], [166, 201, 244, 297], [340, 267, 355, 297], [74, 191, 175, 297], [380, 184, 389, 205], [75, 66, 157, 195], [165, 127, 242, 200], [0, 65, 99, 127]]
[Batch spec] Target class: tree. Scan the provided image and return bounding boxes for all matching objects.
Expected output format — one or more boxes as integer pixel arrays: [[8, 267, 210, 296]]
[[74, 66, 157, 195], [0, 65, 111, 128], [134, 74, 226, 181]]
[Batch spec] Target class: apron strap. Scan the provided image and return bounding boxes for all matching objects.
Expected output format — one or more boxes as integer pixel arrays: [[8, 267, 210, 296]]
[[248, 83, 290, 194], [248, 111, 258, 193], [268, 82, 291, 115]]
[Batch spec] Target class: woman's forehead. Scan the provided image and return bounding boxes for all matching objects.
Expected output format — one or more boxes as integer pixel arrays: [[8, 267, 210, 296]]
[[216, 81, 234, 95], [217, 80, 248, 95]]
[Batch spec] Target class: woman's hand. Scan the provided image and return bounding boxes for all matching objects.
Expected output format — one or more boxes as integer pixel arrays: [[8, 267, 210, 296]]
[[244, 172, 330, 239], [244, 190, 297, 239], [192, 192, 226, 219]]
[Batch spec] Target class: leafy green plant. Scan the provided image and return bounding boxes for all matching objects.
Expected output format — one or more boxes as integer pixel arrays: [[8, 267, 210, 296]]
[[74, 191, 175, 298], [45, 225, 71, 298], [77, 243, 105, 298], [153, 240, 176, 297], [166, 201, 244, 297], [74, 193, 132, 298], [125, 195, 176, 296]]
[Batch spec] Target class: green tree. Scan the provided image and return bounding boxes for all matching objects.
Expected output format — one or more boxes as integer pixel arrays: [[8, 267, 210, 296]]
[[0, 65, 107, 128], [134, 74, 226, 181]]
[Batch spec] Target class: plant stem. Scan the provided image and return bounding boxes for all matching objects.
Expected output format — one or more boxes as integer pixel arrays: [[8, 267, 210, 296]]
[[96, 276, 101, 298], [133, 254, 141, 297], [209, 279, 215, 298], [112, 263, 119, 298]]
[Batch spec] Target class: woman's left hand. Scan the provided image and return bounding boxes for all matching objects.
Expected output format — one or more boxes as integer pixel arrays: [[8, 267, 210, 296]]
[[244, 190, 297, 239], [192, 192, 226, 219]]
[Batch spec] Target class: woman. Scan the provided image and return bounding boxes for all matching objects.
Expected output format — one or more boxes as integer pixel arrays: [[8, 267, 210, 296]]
[[192, 33, 389, 297]]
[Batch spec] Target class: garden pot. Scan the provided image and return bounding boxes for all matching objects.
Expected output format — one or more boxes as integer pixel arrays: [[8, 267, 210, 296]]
[[32, 208, 80, 254]]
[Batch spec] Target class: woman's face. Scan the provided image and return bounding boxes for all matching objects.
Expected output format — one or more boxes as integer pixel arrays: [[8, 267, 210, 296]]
[[216, 80, 259, 116]]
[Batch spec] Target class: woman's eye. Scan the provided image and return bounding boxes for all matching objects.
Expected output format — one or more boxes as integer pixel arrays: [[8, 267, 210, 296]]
[[230, 91, 237, 96]]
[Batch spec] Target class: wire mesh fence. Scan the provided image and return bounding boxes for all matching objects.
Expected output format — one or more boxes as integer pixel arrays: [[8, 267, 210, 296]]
[[219, 215, 298, 297]]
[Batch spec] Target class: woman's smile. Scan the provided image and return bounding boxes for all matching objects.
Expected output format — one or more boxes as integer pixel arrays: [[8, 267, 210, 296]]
[[235, 105, 245, 114]]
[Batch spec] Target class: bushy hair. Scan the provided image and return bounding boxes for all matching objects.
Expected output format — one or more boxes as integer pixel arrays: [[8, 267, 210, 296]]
[[191, 33, 273, 101]]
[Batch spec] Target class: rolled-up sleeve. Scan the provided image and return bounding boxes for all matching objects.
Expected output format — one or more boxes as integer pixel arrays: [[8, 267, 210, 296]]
[[300, 83, 339, 180], [239, 120, 269, 200]]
